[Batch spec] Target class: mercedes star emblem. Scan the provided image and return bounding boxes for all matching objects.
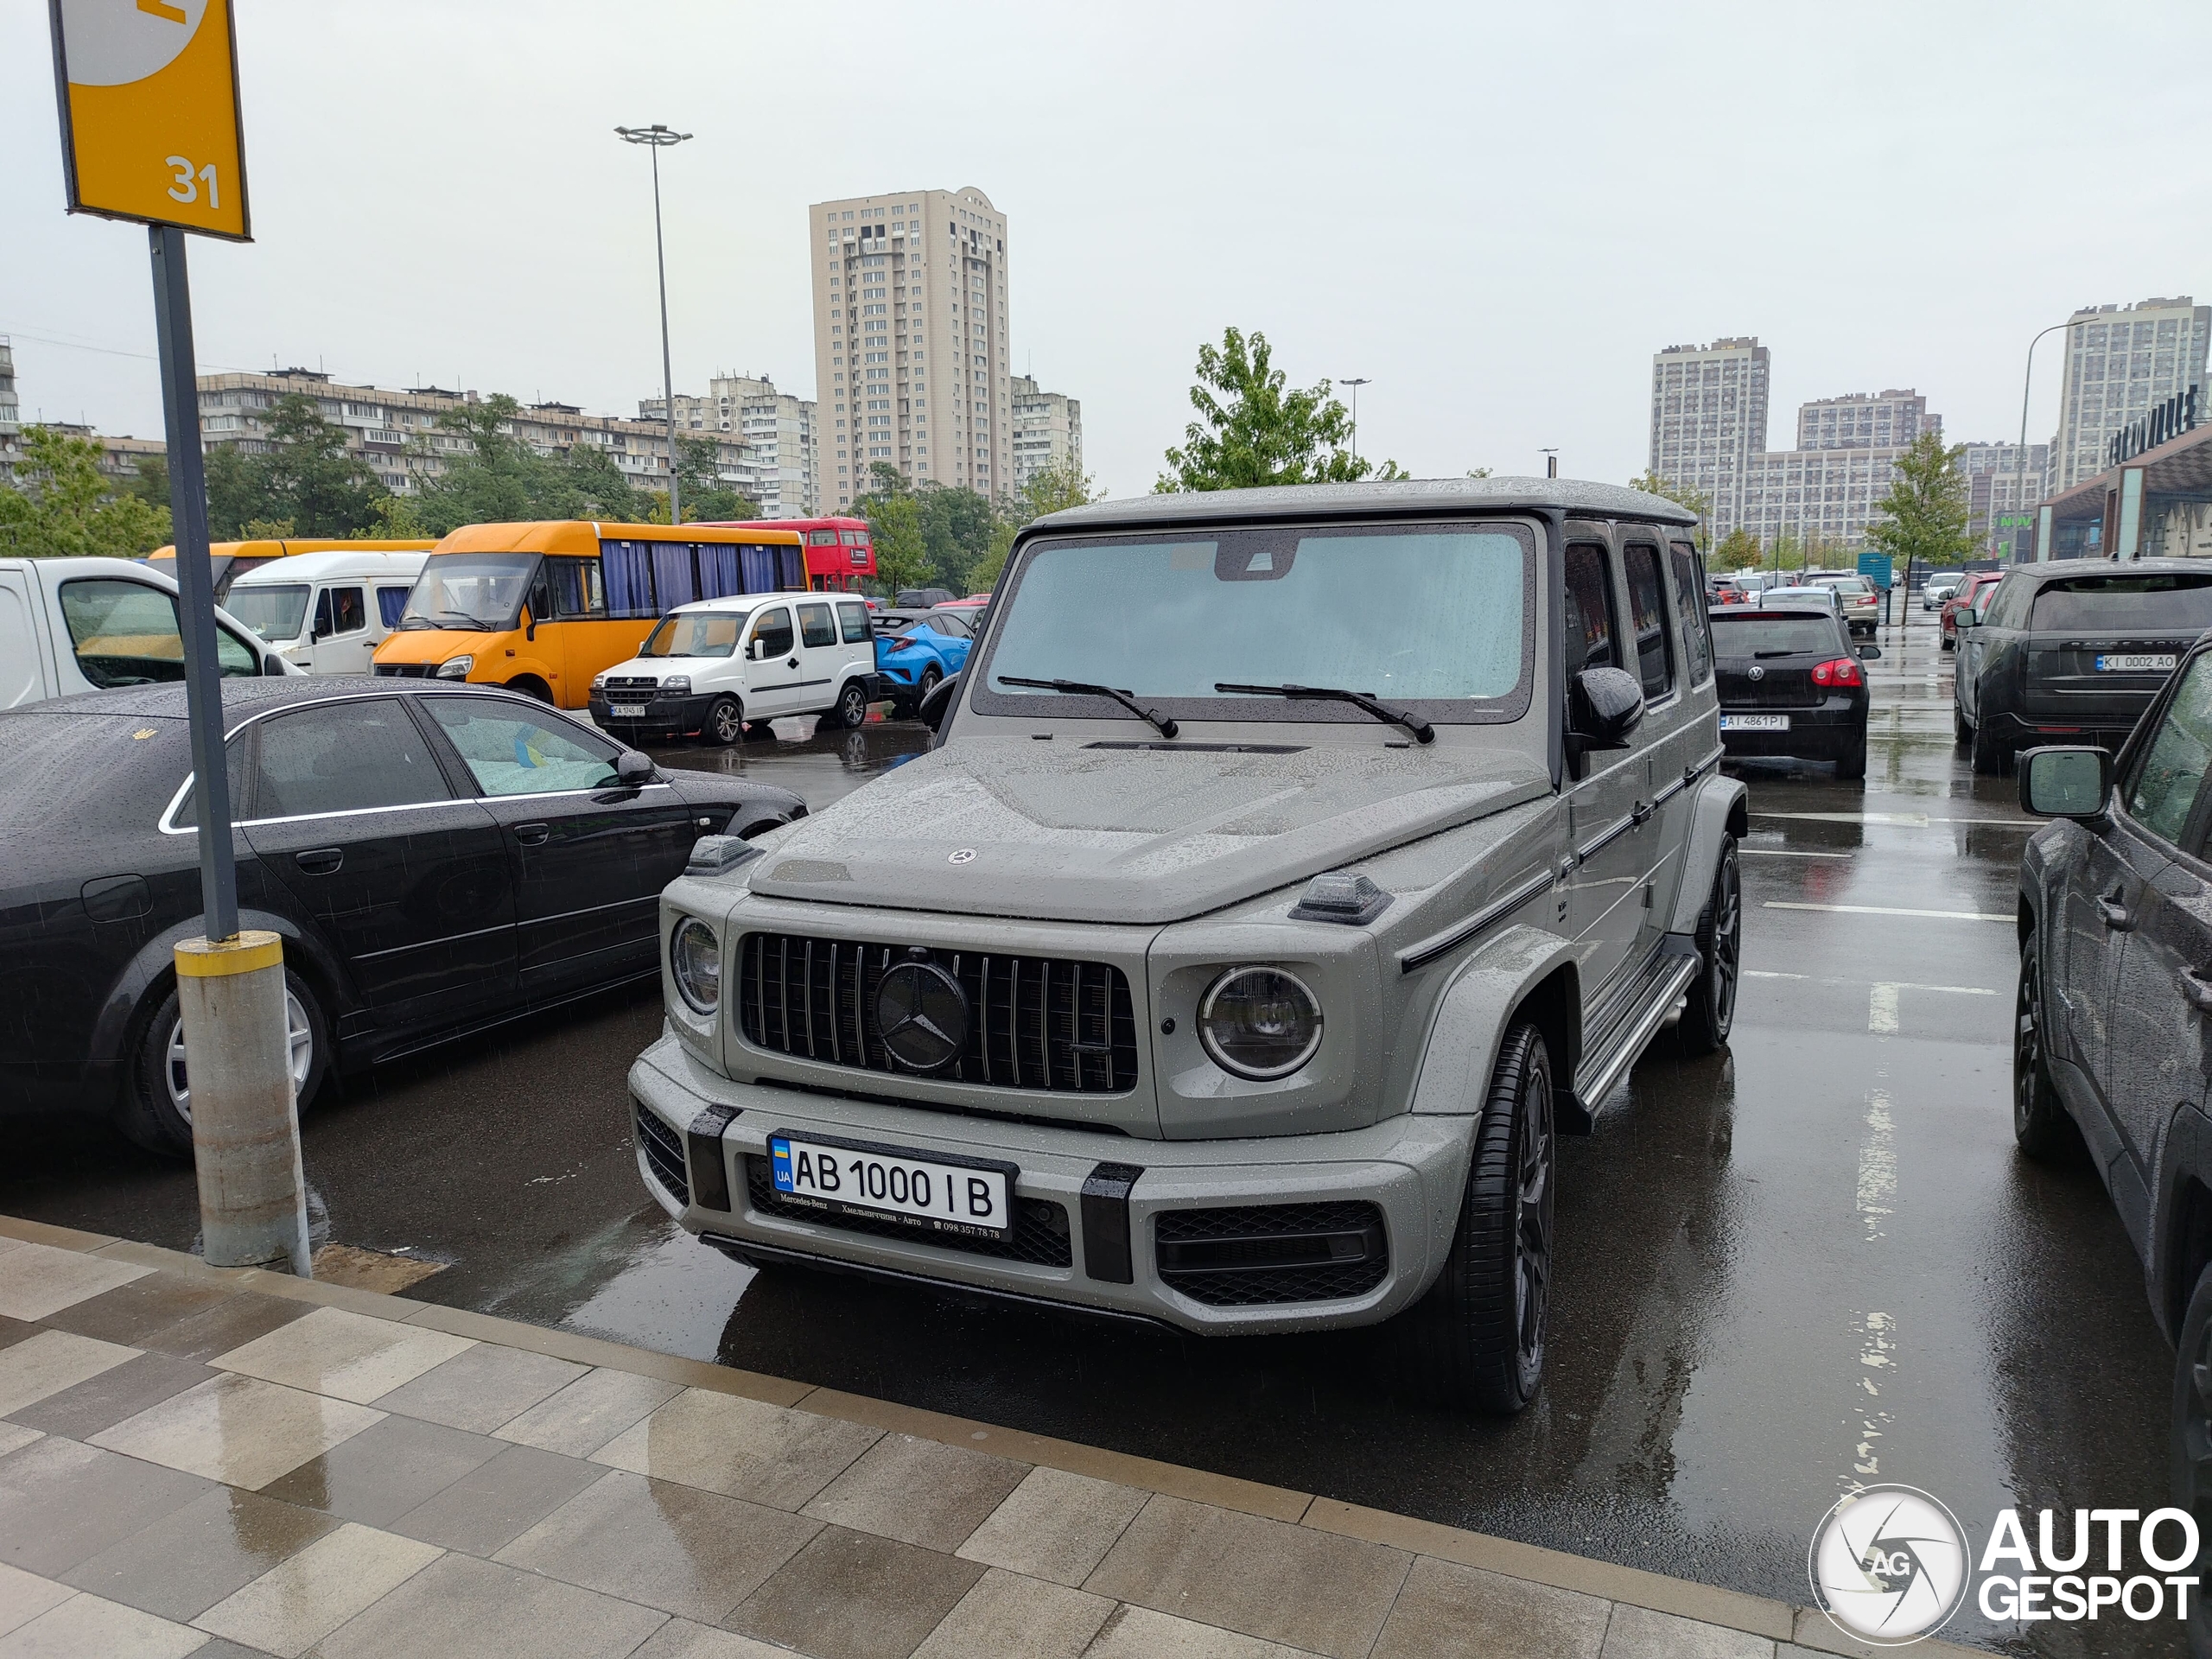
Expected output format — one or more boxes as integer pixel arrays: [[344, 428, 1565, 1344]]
[[874, 959, 969, 1072]]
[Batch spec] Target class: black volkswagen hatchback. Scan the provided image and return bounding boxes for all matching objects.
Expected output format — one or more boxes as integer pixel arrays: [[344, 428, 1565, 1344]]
[[0, 677, 803, 1154], [1709, 603, 1880, 778]]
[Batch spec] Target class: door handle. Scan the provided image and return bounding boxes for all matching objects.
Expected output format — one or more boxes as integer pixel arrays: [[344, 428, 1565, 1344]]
[[294, 848, 343, 875], [2181, 968, 2212, 1014], [2097, 887, 2133, 931], [1630, 800, 1654, 827], [512, 823, 550, 846]]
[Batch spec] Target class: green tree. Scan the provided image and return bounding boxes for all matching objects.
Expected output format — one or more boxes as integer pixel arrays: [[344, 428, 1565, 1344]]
[[672, 435, 759, 524], [252, 394, 388, 536], [1865, 432, 1974, 569], [358, 493, 431, 539], [556, 443, 648, 523], [970, 458, 1105, 590], [410, 396, 558, 533], [917, 484, 997, 592], [1157, 327, 1390, 491], [867, 492, 931, 594], [0, 424, 172, 556], [1627, 470, 1714, 550], [202, 443, 262, 540], [1712, 527, 1762, 569], [125, 454, 169, 512]]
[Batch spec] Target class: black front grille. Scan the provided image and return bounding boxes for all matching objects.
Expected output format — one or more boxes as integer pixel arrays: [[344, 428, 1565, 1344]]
[[1155, 1201, 1389, 1306], [737, 933, 1138, 1095], [635, 1102, 689, 1205], [602, 675, 661, 692], [744, 1155, 1072, 1266], [373, 663, 435, 679]]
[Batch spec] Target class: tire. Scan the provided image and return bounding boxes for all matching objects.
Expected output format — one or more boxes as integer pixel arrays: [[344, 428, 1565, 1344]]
[[1402, 1022, 1555, 1414], [830, 681, 869, 730], [1955, 702, 1972, 746], [2171, 1265, 2212, 1659], [1971, 722, 2009, 776], [2012, 942, 2082, 1162], [918, 665, 943, 703], [116, 969, 327, 1159], [508, 676, 554, 703], [1676, 836, 1740, 1056], [704, 696, 744, 747], [1835, 735, 1867, 780]]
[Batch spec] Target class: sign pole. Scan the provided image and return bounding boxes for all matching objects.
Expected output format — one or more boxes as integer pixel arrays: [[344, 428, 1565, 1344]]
[[148, 223, 238, 942]]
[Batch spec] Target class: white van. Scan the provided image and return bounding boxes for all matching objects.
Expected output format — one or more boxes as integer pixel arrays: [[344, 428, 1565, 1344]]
[[0, 557, 295, 710], [586, 591, 882, 744], [222, 549, 429, 676]]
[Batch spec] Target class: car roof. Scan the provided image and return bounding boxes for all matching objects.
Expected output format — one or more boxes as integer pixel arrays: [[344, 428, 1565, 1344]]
[[21, 676, 524, 722], [1030, 475, 1700, 535], [226, 550, 429, 585], [2003, 557, 2211, 584]]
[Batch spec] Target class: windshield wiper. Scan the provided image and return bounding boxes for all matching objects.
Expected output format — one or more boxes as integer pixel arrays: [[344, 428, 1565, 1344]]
[[413, 611, 494, 632], [997, 676, 1179, 739], [1752, 649, 1800, 658], [1214, 682, 1434, 744]]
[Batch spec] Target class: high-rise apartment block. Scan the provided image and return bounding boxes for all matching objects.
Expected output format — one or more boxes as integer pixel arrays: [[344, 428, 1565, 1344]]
[[2050, 296, 2211, 493], [642, 372, 817, 517], [1649, 338, 1770, 531], [1010, 375, 1081, 493], [1960, 442, 2050, 557], [1796, 390, 1929, 451], [810, 188, 1012, 510]]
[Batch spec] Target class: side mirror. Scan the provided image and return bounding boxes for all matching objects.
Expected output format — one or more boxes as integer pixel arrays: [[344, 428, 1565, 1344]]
[[917, 670, 961, 738], [1857, 644, 1883, 660], [614, 749, 655, 788], [747, 639, 762, 661], [1567, 666, 1644, 754], [524, 607, 537, 643], [2018, 746, 2109, 822]]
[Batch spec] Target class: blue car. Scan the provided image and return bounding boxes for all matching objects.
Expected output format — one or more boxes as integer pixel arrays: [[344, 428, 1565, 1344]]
[[875, 606, 975, 714]]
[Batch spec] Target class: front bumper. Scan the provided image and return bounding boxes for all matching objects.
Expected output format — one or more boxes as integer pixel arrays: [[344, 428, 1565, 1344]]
[[628, 1032, 1471, 1335], [589, 689, 721, 737]]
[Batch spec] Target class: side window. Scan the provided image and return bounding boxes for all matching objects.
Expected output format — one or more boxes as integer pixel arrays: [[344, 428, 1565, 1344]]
[[1621, 544, 1675, 700], [424, 697, 620, 797], [329, 587, 366, 636], [1668, 543, 1713, 685], [837, 601, 872, 644], [796, 601, 838, 648], [312, 589, 333, 639], [376, 586, 410, 628], [251, 701, 451, 819], [60, 578, 257, 688], [547, 557, 607, 620], [928, 612, 972, 639], [749, 606, 795, 658], [2125, 658, 2212, 846], [1561, 544, 1618, 675]]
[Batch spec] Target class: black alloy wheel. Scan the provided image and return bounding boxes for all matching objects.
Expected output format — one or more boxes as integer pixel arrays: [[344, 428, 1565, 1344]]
[[2171, 1266, 2212, 1659], [2012, 942, 2080, 1160], [834, 681, 869, 729], [1402, 1022, 1555, 1414], [706, 696, 744, 747], [1676, 836, 1740, 1055]]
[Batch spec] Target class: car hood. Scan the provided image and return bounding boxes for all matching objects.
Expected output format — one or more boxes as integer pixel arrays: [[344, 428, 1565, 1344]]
[[745, 735, 1553, 924]]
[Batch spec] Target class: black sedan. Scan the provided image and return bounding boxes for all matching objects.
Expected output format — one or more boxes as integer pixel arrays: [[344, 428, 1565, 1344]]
[[1709, 604, 1880, 778], [0, 677, 803, 1155], [1955, 557, 2212, 775]]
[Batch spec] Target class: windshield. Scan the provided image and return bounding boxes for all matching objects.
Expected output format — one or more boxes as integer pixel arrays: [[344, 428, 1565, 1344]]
[[1712, 615, 1840, 655], [224, 583, 312, 642], [641, 611, 743, 658], [397, 553, 537, 631], [978, 524, 1530, 720], [2031, 574, 2212, 632]]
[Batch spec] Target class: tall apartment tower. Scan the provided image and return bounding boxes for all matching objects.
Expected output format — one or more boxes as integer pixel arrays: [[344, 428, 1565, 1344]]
[[645, 374, 820, 518], [2050, 296, 2212, 493], [1010, 375, 1082, 492], [1649, 338, 1770, 532], [1796, 390, 1929, 451], [810, 188, 1012, 511]]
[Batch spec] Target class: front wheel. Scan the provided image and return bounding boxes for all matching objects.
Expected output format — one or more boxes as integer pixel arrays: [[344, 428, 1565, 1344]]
[[1402, 1023, 1555, 1414], [2013, 942, 2081, 1161], [117, 969, 327, 1159], [2171, 1267, 2212, 1659], [1675, 836, 1740, 1055], [705, 696, 744, 747]]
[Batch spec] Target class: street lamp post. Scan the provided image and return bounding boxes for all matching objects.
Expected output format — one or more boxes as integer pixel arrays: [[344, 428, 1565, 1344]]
[[2018, 317, 2075, 561], [1337, 377, 1370, 464], [616, 124, 692, 524]]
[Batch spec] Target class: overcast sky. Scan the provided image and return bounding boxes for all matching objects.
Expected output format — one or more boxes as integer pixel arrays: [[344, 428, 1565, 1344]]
[[7, 1, 2210, 499]]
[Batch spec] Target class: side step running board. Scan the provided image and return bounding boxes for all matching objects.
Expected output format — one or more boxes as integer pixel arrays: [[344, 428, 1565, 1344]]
[[1560, 937, 1702, 1131]]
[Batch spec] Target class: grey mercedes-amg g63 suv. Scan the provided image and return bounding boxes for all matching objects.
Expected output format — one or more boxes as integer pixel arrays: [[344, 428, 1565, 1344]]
[[631, 478, 1744, 1412]]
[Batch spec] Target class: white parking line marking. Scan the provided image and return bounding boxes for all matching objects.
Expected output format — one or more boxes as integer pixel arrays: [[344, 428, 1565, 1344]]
[[1740, 848, 1852, 858], [1869, 985, 1899, 1033], [1752, 810, 2039, 829], [1764, 901, 2011, 923]]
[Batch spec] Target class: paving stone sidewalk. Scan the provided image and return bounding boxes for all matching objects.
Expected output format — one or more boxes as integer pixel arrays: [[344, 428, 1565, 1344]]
[[0, 1214, 1975, 1659]]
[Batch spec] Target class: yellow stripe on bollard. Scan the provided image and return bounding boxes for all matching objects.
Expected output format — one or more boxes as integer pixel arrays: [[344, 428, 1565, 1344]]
[[174, 931, 283, 977]]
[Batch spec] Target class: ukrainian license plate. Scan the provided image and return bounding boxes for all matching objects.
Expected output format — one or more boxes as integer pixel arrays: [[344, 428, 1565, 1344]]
[[768, 1132, 1014, 1241], [610, 704, 647, 718], [1720, 714, 1789, 731], [2095, 654, 2175, 673]]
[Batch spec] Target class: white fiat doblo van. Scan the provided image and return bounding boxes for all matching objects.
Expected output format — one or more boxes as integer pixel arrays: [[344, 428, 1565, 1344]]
[[588, 593, 882, 744]]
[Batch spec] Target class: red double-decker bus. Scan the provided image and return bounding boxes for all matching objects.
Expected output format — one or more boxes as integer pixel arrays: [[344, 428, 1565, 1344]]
[[705, 517, 875, 593]]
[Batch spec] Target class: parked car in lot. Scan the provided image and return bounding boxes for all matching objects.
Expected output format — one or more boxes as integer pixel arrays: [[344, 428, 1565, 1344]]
[[588, 594, 882, 744], [1941, 569, 2004, 649], [893, 587, 957, 609], [1711, 603, 1878, 778], [874, 606, 976, 716], [2012, 644, 2212, 1597], [1755, 584, 1839, 617], [629, 477, 1745, 1414], [1923, 575, 1961, 612], [0, 678, 804, 1155], [1955, 559, 2212, 775], [0, 556, 294, 709], [1802, 571, 1879, 637], [222, 550, 428, 676]]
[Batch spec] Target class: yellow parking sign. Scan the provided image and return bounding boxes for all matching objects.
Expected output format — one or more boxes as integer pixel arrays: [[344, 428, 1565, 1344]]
[[50, 0, 251, 241]]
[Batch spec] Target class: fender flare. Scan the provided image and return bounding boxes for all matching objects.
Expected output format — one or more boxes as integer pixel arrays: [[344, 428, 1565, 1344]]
[[88, 908, 353, 1071], [1665, 771, 1749, 936], [1408, 923, 1581, 1118]]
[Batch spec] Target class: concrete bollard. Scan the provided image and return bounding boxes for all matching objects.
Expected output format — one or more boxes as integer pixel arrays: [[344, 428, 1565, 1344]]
[[175, 931, 312, 1276]]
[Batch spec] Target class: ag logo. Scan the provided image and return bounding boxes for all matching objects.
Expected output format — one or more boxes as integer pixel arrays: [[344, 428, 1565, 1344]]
[[947, 848, 977, 865], [874, 957, 969, 1072], [1809, 1484, 1969, 1645]]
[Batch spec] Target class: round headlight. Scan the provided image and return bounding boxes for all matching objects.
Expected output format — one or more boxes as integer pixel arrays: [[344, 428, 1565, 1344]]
[[1198, 966, 1322, 1080], [671, 918, 721, 1014]]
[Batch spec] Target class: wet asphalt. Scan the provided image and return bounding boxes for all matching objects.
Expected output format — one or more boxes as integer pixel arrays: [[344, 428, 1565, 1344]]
[[3, 607, 2172, 1656]]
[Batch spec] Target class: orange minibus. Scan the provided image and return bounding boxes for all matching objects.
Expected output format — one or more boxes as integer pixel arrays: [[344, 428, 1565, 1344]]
[[370, 520, 806, 708], [145, 537, 435, 601]]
